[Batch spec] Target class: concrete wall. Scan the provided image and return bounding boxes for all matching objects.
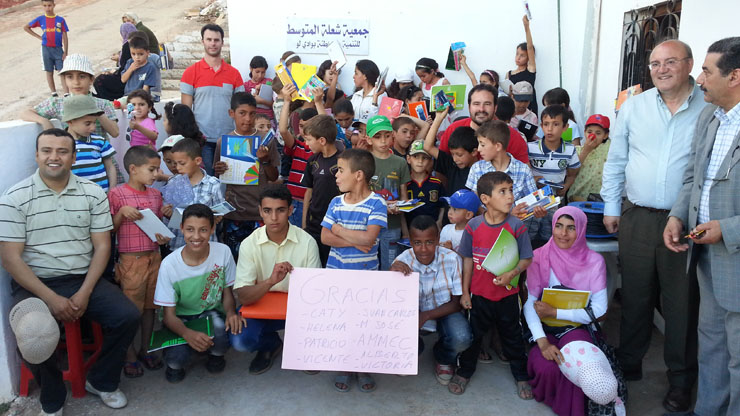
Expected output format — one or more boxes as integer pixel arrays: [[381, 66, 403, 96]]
[[0, 120, 47, 402], [228, 0, 578, 119]]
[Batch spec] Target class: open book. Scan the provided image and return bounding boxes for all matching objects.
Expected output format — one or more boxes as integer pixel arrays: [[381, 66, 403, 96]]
[[481, 228, 520, 289], [540, 288, 591, 327], [147, 315, 214, 352]]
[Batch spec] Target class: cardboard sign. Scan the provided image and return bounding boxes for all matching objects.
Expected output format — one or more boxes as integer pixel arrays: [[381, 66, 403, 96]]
[[282, 268, 419, 375]]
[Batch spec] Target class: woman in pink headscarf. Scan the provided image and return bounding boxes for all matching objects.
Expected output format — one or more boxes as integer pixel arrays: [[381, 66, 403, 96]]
[[524, 206, 607, 416]]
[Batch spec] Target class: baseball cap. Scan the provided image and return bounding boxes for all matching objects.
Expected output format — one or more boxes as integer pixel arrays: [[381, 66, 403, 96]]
[[585, 114, 610, 130], [62, 95, 104, 122], [442, 189, 480, 213], [366, 115, 393, 138], [408, 140, 430, 157], [395, 68, 414, 84], [512, 81, 534, 102], [159, 134, 185, 151], [499, 79, 514, 96], [10, 298, 60, 364], [60, 54, 95, 76]]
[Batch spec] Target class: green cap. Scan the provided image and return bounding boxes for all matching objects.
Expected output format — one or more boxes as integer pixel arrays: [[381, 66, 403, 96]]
[[366, 115, 393, 138], [62, 95, 104, 122]]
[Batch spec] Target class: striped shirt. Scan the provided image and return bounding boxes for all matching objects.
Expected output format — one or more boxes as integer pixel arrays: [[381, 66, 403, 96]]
[[284, 138, 312, 200], [321, 193, 387, 270], [0, 171, 113, 278], [527, 139, 581, 184], [394, 246, 463, 312], [699, 103, 740, 224], [166, 170, 225, 249], [465, 154, 537, 200], [459, 214, 532, 302], [73, 134, 116, 192]]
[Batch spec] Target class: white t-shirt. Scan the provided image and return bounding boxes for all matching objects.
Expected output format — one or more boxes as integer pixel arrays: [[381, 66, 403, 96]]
[[350, 89, 386, 122], [420, 77, 448, 98], [440, 223, 464, 252], [527, 139, 581, 184], [154, 242, 236, 316]]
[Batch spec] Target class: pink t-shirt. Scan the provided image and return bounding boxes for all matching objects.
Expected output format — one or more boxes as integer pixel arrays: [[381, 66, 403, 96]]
[[244, 78, 274, 119], [130, 117, 158, 148]]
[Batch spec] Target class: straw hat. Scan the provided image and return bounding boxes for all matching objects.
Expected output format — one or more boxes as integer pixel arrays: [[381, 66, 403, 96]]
[[9, 298, 60, 364], [558, 340, 618, 405]]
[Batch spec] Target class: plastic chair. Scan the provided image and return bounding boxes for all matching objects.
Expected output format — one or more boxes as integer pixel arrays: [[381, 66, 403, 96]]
[[19, 319, 104, 398], [239, 292, 288, 320]]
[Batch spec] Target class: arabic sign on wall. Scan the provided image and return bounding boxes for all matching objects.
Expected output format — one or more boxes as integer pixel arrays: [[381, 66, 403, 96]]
[[286, 17, 369, 55]]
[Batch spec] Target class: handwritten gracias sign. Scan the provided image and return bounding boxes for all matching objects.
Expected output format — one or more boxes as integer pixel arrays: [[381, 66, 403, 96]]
[[282, 268, 419, 375], [286, 18, 369, 55]]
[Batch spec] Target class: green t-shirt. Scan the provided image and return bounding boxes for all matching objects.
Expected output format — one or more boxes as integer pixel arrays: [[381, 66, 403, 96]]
[[370, 154, 411, 230], [154, 242, 236, 316]]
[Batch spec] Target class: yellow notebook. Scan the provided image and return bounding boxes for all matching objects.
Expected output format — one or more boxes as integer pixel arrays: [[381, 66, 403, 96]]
[[540, 288, 591, 327]]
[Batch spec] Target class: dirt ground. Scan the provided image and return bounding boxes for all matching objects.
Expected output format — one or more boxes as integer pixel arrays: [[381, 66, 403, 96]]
[[0, 0, 206, 121]]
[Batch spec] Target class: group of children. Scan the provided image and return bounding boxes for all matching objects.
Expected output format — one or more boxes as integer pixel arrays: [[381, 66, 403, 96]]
[[18, 4, 619, 403]]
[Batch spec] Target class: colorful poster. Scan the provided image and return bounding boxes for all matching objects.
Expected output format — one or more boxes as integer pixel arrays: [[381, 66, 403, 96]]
[[282, 268, 419, 375], [219, 135, 260, 185]]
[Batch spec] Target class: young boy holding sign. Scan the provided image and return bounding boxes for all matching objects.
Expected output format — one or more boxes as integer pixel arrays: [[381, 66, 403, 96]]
[[390, 215, 472, 387], [321, 148, 387, 392]]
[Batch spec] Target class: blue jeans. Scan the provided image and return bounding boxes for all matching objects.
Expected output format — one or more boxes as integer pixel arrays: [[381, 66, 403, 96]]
[[419, 312, 473, 365], [527, 210, 554, 243], [288, 199, 304, 227], [378, 227, 401, 271], [164, 309, 229, 370], [202, 141, 217, 176], [230, 318, 285, 353]]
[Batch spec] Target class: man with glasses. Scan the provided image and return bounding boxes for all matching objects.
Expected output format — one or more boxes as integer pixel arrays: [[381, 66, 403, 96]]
[[664, 37, 740, 416], [601, 39, 706, 413]]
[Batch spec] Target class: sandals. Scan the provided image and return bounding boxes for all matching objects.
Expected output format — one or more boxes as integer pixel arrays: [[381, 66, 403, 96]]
[[478, 349, 494, 364], [123, 361, 144, 378], [357, 373, 376, 393], [137, 352, 163, 370], [517, 380, 534, 400], [333, 372, 353, 393], [435, 363, 454, 385], [448, 374, 469, 395]]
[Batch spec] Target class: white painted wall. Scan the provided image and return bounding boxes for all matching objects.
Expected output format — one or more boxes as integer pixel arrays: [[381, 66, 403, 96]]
[[228, 0, 576, 118], [0, 120, 46, 401], [587, 0, 740, 120]]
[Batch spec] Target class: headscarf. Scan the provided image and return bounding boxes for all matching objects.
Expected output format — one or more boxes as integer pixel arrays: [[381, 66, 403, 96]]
[[120, 22, 137, 44], [122, 12, 140, 25], [527, 206, 606, 298]]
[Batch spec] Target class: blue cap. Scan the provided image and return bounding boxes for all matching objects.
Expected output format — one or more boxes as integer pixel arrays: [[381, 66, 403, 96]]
[[442, 189, 480, 213]]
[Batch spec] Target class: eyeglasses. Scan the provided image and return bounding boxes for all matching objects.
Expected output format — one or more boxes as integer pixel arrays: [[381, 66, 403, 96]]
[[648, 57, 690, 71]]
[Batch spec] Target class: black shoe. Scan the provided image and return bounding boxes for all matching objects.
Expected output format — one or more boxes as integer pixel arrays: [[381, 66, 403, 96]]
[[662, 386, 692, 413], [621, 365, 643, 381], [249, 342, 282, 375], [165, 366, 185, 383], [205, 355, 226, 373]]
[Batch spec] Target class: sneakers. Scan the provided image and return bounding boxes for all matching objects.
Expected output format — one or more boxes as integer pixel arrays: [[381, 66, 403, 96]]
[[165, 366, 185, 383], [51, 92, 59, 98], [84, 381, 127, 409], [435, 363, 454, 386], [40, 408, 63, 416], [249, 341, 282, 375], [205, 355, 226, 374]]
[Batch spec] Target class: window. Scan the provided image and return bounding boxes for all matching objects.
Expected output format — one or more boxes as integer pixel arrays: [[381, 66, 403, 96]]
[[619, 1, 682, 92]]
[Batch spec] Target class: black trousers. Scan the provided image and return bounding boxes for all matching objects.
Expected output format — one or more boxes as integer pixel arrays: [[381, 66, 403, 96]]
[[456, 293, 528, 381], [13, 275, 139, 413], [616, 202, 699, 389]]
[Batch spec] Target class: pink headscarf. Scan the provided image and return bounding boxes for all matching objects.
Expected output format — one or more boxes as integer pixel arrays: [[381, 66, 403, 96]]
[[527, 206, 606, 298]]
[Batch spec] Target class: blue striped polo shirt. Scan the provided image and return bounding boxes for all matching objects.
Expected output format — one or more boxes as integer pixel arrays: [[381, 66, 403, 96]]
[[73, 134, 116, 192]]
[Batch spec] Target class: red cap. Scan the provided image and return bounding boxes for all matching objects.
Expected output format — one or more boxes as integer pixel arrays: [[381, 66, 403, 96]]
[[585, 114, 610, 130]]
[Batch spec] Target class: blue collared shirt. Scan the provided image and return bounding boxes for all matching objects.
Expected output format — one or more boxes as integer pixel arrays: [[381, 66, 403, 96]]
[[698, 102, 740, 224], [601, 79, 706, 216]]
